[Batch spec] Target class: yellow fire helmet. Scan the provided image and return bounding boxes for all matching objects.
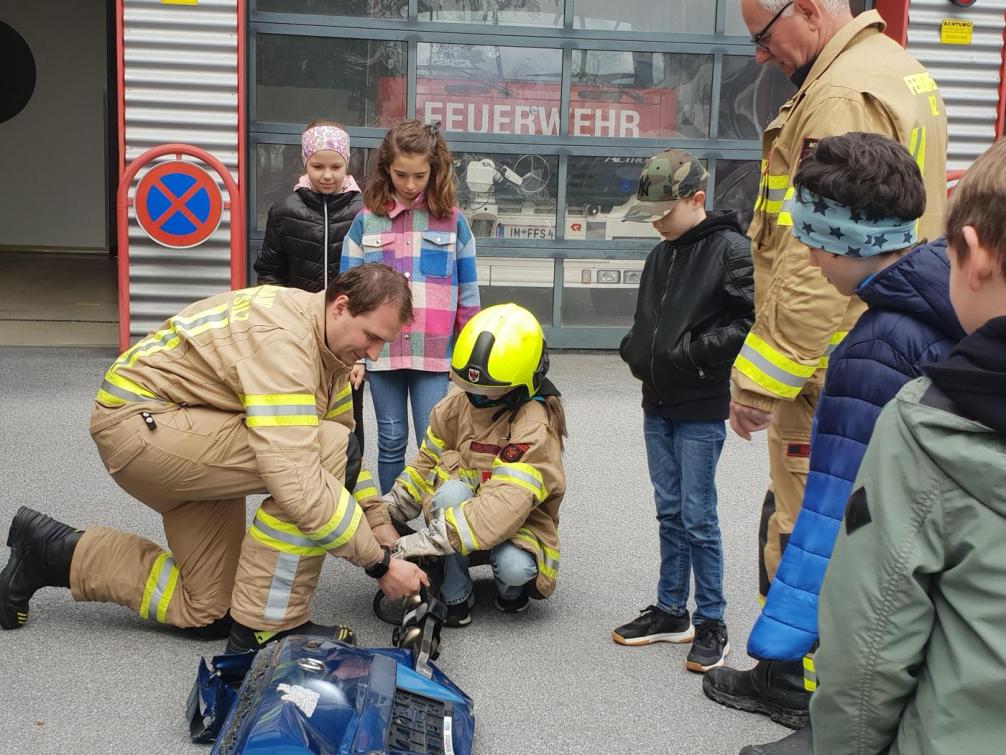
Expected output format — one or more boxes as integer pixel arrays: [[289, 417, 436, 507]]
[[450, 303, 548, 398]]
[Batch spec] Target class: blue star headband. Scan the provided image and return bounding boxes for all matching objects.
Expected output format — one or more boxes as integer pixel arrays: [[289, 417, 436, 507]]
[[788, 186, 917, 258]]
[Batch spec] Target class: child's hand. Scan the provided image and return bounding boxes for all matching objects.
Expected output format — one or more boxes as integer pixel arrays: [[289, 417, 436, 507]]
[[729, 400, 773, 440], [350, 363, 365, 389]]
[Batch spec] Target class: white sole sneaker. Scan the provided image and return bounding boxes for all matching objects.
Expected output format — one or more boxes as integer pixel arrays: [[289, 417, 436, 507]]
[[612, 626, 696, 646], [685, 641, 731, 673]]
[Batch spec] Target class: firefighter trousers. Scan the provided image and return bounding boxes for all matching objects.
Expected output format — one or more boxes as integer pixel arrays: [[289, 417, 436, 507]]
[[758, 384, 820, 599], [73, 404, 352, 631]]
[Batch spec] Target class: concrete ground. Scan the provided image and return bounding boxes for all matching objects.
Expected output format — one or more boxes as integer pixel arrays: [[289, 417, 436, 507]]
[[0, 348, 789, 754]]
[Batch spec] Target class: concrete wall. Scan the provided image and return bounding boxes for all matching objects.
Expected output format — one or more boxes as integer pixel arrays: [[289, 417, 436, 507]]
[[0, 1, 107, 249]]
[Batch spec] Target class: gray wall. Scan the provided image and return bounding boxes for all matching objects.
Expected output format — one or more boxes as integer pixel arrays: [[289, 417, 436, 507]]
[[0, 1, 107, 249]]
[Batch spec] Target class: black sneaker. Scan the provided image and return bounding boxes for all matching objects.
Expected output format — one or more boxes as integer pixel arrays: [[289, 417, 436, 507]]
[[612, 605, 694, 646], [686, 620, 730, 673], [224, 620, 356, 655], [444, 595, 474, 627], [494, 588, 530, 613]]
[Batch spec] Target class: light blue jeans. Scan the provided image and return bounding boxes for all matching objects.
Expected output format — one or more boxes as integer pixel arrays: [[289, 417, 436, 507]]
[[429, 479, 538, 606], [644, 413, 727, 624], [366, 369, 449, 493]]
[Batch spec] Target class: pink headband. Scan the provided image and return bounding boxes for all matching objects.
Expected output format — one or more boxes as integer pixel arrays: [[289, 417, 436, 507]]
[[302, 125, 350, 164]]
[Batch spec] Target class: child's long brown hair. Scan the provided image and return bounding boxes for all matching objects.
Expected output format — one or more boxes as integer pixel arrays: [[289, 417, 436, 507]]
[[544, 395, 568, 453], [364, 119, 456, 219]]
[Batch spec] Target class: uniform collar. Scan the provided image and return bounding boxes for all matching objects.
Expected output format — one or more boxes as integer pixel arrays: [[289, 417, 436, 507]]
[[798, 10, 885, 96], [311, 291, 352, 375]]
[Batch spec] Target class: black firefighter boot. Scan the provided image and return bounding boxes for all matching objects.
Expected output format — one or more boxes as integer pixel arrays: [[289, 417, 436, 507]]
[[225, 619, 357, 655], [739, 723, 814, 754], [0, 506, 83, 629], [702, 660, 810, 729]]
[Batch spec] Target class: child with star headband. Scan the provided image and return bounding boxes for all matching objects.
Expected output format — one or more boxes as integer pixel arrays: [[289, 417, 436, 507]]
[[744, 131, 965, 745]]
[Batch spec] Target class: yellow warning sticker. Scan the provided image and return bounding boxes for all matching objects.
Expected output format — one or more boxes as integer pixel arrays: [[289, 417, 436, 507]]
[[940, 19, 974, 46], [162, 0, 198, 4]]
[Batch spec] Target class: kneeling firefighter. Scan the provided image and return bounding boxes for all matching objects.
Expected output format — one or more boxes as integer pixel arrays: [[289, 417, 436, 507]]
[[382, 303, 567, 627]]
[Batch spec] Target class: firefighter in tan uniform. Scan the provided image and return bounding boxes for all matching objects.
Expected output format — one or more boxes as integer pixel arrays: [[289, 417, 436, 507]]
[[0, 264, 427, 653], [703, 0, 948, 734], [382, 304, 566, 627]]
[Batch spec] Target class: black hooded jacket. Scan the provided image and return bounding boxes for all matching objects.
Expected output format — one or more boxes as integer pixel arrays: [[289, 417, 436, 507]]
[[255, 187, 364, 292], [620, 210, 755, 421], [926, 315, 1006, 434]]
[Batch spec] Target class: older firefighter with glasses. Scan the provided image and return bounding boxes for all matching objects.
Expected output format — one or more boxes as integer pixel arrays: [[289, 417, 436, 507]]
[[0, 264, 428, 654], [379, 304, 567, 627], [703, 0, 948, 742]]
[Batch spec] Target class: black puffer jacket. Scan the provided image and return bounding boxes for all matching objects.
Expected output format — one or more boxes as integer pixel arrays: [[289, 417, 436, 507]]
[[255, 187, 364, 291], [620, 210, 755, 421]]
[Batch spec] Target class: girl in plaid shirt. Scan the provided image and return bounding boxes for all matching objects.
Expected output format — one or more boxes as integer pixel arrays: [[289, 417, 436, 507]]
[[342, 119, 480, 492]]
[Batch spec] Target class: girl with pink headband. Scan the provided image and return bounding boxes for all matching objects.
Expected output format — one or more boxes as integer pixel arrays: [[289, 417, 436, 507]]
[[254, 119, 367, 450]]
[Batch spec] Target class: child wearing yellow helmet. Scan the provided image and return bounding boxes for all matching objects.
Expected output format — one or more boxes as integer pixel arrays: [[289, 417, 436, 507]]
[[378, 304, 567, 626]]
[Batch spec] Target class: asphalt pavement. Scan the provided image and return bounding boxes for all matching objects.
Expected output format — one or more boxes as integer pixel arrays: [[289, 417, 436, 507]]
[[0, 347, 788, 754]]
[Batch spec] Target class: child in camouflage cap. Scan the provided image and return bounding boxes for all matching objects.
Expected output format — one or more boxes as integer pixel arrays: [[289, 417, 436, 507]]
[[614, 149, 755, 673]]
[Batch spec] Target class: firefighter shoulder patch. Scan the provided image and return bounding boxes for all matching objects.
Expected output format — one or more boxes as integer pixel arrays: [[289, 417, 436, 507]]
[[469, 441, 502, 455], [499, 443, 531, 462]]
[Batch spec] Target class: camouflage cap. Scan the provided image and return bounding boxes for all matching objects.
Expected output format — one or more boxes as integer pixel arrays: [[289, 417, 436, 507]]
[[622, 149, 708, 222]]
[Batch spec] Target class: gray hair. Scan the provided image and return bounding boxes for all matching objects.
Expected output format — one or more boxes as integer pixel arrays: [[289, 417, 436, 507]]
[[759, 0, 850, 14]]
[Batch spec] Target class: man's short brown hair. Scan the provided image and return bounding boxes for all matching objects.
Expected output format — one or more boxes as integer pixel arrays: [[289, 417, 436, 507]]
[[946, 138, 1006, 277], [325, 263, 414, 324]]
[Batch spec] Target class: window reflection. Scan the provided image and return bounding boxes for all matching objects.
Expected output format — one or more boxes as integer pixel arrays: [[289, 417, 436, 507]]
[[454, 152, 558, 238], [573, 0, 714, 33], [561, 259, 640, 326], [256, 35, 406, 127], [256, 0, 407, 17], [415, 44, 562, 136], [570, 51, 712, 139], [719, 56, 795, 140], [476, 257, 554, 325], [714, 159, 761, 233], [418, 0, 562, 26]]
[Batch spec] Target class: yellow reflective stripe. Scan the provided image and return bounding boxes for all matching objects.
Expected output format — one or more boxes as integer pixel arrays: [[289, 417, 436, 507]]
[[514, 527, 559, 580], [767, 173, 789, 190], [444, 504, 479, 556], [242, 393, 318, 427], [735, 332, 817, 400], [250, 508, 326, 556], [96, 368, 163, 406], [324, 384, 353, 419], [803, 654, 817, 692], [419, 427, 445, 462], [490, 459, 546, 502], [309, 488, 362, 550], [352, 469, 379, 502], [817, 331, 848, 369], [397, 466, 433, 502], [117, 302, 231, 369], [459, 467, 480, 489], [139, 552, 179, 624]]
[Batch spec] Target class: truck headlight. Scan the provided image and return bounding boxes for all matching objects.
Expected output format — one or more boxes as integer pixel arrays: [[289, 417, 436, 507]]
[[597, 270, 621, 284], [623, 270, 642, 284]]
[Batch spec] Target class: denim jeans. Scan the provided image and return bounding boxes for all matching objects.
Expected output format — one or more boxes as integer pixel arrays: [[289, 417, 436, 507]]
[[429, 479, 538, 606], [643, 413, 727, 624], [366, 369, 449, 493]]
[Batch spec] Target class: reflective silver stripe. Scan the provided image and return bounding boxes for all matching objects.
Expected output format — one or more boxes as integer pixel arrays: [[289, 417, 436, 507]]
[[540, 548, 559, 574], [175, 308, 229, 332], [253, 517, 318, 551], [737, 344, 808, 389], [314, 498, 358, 550], [99, 380, 159, 404], [145, 556, 177, 621], [326, 394, 352, 415], [421, 430, 443, 459], [449, 506, 479, 553], [264, 553, 299, 621], [493, 466, 545, 494], [766, 186, 788, 202], [244, 404, 317, 417]]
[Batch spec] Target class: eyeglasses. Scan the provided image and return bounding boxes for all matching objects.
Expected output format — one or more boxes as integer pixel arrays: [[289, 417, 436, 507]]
[[750, 1, 794, 51]]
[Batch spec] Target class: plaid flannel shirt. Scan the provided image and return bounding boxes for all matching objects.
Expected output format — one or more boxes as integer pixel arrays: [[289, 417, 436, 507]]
[[341, 199, 480, 372]]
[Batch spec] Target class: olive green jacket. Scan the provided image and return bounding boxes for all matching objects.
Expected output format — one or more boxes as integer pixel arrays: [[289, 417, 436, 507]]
[[812, 377, 1006, 754]]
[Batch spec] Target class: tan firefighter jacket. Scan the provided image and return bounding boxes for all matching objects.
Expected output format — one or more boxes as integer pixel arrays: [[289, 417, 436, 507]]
[[732, 10, 948, 412], [384, 387, 565, 598], [91, 286, 386, 567]]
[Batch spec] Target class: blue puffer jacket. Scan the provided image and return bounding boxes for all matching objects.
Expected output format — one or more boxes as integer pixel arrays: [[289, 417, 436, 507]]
[[748, 239, 965, 661]]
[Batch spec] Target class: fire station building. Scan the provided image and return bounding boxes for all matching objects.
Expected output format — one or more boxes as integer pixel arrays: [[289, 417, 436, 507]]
[[1, 0, 1004, 347]]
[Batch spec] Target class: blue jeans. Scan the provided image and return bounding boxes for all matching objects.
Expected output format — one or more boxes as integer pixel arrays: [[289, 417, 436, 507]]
[[366, 369, 449, 493], [429, 479, 538, 606], [644, 413, 727, 624]]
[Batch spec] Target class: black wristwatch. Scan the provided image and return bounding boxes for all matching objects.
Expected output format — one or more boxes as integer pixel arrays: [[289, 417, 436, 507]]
[[365, 547, 391, 579]]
